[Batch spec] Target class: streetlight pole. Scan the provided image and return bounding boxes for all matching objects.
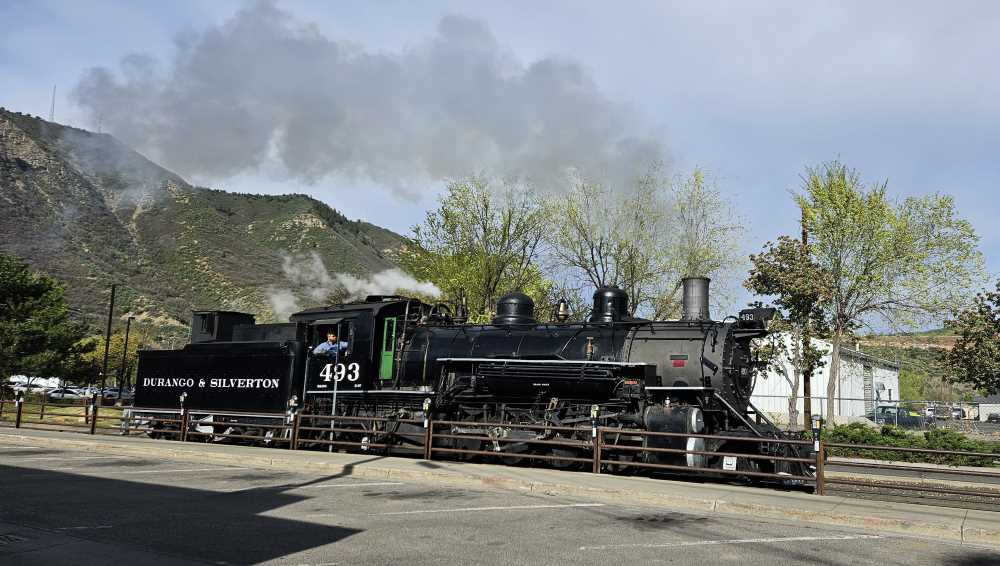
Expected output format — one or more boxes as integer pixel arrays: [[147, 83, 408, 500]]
[[99, 284, 117, 394], [117, 316, 135, 404]]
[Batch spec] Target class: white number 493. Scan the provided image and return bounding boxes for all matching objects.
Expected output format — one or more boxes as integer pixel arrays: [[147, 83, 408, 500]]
[[320, 362, 360, 382]]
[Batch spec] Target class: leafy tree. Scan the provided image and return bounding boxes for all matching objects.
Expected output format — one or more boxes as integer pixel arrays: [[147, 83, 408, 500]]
[[0, 253, 96, 385], [82, 326, 154, 389], [796, 162, 984, 422], [745, 236, 831, 428], [945, 282, 1000, 394], [397, 176, 552, 322], [548, 167, 742, 318]]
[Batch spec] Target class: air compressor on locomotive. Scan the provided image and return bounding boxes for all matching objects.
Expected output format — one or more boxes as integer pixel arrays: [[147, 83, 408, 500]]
[[134, 277, 807, 478]]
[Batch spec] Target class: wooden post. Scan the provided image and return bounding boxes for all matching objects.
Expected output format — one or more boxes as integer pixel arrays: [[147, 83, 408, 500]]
[[40, 395, 46, 420], [179, 409, 189, 442], [593, 428, 602, 474], [423, 418, 433, 461], [290, 412, 301, 450], [15, 395, 23, 428], [815, 439, 826, 495]]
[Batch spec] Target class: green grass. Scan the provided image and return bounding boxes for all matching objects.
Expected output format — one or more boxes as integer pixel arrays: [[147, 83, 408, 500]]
[[0, 402, 124, 430]]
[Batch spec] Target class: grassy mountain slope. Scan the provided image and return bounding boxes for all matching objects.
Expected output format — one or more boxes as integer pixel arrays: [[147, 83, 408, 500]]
[[0, 108, 405, 332]]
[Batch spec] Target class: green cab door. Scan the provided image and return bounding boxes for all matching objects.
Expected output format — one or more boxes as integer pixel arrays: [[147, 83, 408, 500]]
[[379, 317, 397, 381]]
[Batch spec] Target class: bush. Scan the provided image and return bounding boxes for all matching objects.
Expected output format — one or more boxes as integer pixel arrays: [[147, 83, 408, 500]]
[[824, 422, 1000, 467]]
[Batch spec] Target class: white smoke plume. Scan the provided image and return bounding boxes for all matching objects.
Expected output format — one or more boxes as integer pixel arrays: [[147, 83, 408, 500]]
[[337, 269, 442, 299], [70, 1, 664, 197], [266, 252, 440, 320]]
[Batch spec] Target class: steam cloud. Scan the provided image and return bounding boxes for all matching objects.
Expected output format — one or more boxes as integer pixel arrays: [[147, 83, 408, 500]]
[[267, 252, 441, 320], [71, 1, 664, 196]]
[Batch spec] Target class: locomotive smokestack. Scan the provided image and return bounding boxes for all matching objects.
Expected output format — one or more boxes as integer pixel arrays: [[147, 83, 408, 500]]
[[681, 277, 711, 321]]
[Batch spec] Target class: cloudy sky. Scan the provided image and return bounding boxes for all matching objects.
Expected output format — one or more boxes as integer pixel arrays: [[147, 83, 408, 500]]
[[3, 1, 999, 291]]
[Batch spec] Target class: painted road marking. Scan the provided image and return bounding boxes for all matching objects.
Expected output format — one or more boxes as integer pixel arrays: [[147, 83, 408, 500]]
[[579, 534, 884, 551], [20, 466, 251, 477], [13, 455, 126, 461], [56, 525, 113, 531], [369, 503, 605, 516]]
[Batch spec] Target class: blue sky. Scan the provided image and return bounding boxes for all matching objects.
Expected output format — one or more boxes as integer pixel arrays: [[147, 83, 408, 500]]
[[3, 1, 998, 302]]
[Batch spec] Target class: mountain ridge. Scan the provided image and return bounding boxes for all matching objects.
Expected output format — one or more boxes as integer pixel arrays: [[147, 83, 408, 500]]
[[0, 107, 407, 333]]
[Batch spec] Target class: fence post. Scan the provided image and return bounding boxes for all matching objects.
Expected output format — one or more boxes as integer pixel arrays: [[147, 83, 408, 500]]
[[815, 438, 825, 495], [290, 412, 301, 450], [423, 418, 434, 461], [40, 395, 46, 420], [593, 427, 602, 474], [179, 409, 189, 442], [89, 395, 99, 435], [15, 394, 23, 428]]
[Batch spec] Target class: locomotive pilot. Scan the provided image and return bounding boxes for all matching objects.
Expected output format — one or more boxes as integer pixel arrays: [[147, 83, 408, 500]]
[[313, 331, 349, 359]]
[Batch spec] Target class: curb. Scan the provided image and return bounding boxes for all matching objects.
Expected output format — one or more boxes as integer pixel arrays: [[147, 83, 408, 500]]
[[3, 431, 998, 547]]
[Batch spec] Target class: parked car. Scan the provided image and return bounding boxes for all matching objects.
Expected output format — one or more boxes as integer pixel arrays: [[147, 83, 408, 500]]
[[987, 413, 1000, 424], [46, 387, 85, 401], [951, 407, 966, 420], [866, 406, 924, 428]]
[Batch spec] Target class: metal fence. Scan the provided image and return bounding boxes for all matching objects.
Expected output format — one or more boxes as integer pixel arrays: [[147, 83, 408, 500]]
[[7, 397, 1000, 505]]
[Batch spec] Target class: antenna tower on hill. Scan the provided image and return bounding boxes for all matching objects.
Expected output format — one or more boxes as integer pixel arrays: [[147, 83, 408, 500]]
[[49, 85, 56, 122]]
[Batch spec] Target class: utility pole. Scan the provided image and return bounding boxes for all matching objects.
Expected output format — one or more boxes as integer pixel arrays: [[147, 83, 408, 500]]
[[99, 284, 117, 394], [801, 209, 812, 430], [117, 316, 135, 404], [49, 85, 56, 122]]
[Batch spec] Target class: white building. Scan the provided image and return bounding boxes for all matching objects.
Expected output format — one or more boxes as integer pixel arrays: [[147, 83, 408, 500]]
[[750, 334, 900, 421], [975, 394, 1000, 422]]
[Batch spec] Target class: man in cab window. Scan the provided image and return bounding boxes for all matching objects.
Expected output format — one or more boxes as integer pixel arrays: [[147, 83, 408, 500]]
[[313, 331, 349, 360]]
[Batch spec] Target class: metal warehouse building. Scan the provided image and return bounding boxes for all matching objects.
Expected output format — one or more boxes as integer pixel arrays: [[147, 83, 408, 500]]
[[750, 334, 900, 421]]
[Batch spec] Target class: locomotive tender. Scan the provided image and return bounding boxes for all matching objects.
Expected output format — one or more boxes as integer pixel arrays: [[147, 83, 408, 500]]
[[135, 277, 807, 477]]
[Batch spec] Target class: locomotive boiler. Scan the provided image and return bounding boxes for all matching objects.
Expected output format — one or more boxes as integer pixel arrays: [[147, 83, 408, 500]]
[[134, 277, 806, 478]]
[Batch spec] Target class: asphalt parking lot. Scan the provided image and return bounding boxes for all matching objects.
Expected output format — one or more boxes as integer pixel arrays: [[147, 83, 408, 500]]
[[2, 443, 999, 565]]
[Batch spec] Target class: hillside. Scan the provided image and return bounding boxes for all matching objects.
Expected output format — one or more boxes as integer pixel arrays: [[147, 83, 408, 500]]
[[0, 108, 406, 333], [859, 331, 973, 402]]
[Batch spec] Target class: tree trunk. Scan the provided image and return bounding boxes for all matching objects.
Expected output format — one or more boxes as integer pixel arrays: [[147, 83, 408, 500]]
[[826, 334, 842, 424], [788, 328, 801, 430]]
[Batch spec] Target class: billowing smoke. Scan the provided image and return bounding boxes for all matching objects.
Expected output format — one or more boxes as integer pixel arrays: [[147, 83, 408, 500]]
[[267, 252, 441, 320], [71, 1, 664, 197], [337, 270, 442, 299]]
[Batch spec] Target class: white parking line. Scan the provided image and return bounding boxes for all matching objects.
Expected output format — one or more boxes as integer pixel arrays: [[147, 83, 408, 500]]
[[579, 534, 884, 551], [14, 456, 126, 461], [368, 503, 605, 516], [0, 445, 43, 450]]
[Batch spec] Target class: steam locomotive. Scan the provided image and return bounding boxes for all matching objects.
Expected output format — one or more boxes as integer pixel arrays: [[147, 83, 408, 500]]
[[134, 278, 808, 478]]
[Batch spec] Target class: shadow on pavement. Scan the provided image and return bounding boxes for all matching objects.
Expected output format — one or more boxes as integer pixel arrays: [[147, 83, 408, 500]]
[[0, 464, 362, 564]]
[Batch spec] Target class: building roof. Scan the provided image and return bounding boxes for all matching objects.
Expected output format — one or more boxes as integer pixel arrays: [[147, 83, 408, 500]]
[[974, 393, 1000, 404]]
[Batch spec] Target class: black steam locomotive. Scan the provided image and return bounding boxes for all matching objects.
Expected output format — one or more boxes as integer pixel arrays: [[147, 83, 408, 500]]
[[135, 278, 806, 477]]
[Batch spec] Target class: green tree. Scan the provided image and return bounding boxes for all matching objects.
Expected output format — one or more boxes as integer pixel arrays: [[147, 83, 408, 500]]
[[797, 162, 984, 422], [397, 176, 552, 322], [0, 253, 96, 385], [81, 325, 154, 389], [745, 236, 831, 428], [945, 282, 1000, 394], [548, 167, 742, 318]]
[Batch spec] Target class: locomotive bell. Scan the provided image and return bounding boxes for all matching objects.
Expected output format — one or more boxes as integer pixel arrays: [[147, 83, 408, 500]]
[[681, 277, 711, 321], [492, 292, 536, 325], [590, 286, 629, 322]]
